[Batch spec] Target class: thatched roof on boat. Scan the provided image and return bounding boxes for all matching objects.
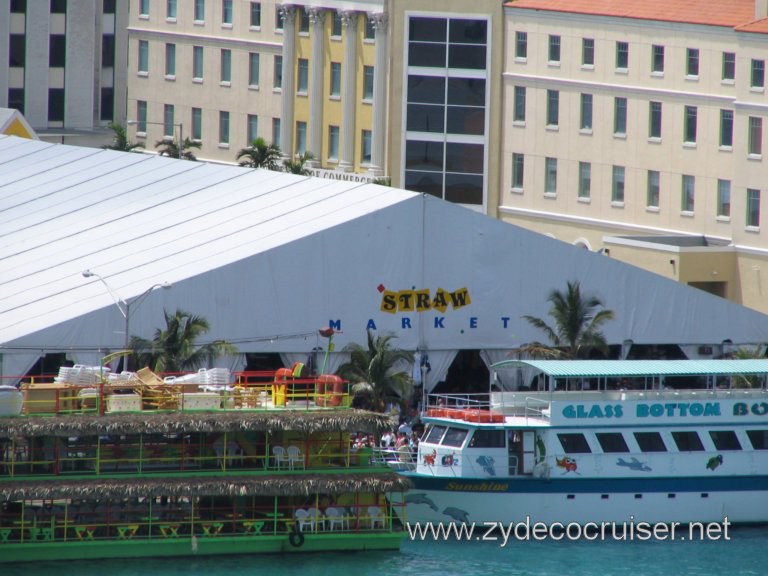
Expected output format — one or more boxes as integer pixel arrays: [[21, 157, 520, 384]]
[[0, 472, 412, 501], [0, 409, 394, 438]]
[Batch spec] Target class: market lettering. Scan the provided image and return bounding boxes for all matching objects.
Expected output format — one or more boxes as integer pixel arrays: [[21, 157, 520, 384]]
[[562, 404, 624, 419], [733, 402, 768, 416], [637, 402, 721, 418], [380, 287, 471, 314]]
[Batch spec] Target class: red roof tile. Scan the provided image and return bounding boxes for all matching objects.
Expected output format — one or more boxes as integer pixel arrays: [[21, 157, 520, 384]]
[[506, 0, 761, 29], [736, 16, 768, 33]]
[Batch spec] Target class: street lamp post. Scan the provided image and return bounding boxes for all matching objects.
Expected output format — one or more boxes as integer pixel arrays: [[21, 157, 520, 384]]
[[126, 119, 184, 159], [82, 270, 172, 370]]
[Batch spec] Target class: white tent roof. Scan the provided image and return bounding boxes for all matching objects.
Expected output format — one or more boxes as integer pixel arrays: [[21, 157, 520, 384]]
[[1, 135, 767, 379]]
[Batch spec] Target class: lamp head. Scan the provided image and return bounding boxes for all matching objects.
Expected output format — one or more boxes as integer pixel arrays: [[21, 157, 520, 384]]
[[82, 270, 95, 278]]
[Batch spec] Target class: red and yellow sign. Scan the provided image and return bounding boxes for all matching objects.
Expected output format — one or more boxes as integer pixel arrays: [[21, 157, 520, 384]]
[[380, 287, 471, 314]]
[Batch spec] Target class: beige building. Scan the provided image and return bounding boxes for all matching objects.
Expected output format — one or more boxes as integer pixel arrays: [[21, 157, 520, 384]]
[[0, 0, 128, 147], [501, 0, 768, 312]]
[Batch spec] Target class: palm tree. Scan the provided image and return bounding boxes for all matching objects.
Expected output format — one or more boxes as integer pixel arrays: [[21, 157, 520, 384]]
[[237, 137, 282, 170], [723, 344, 766, 388], [522, 280, 615, 359], [129, 309, 237, 373], [336, 330, 415, 412], [155, 137, 201, 161], [283, 152, 314, 175], [103, 122, 143, 152]]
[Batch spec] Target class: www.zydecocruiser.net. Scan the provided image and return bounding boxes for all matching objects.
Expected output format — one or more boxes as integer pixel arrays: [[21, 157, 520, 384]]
[[406, 516, 731, 546]]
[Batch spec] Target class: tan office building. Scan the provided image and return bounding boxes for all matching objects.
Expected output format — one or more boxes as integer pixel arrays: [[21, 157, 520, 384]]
[[501, 0, 768, 313]]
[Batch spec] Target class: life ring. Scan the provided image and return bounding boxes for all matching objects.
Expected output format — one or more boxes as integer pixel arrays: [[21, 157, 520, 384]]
[[288, 526, 305, 548]]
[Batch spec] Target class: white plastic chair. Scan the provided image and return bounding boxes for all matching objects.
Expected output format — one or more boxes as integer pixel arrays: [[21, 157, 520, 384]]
[[324, 507, 345, 531], [368, 506, 385, 530], [272, 446, 289, 469], [307, 507, 324, 531], [287, 445, 304, 470], [294, 508, 313, 532]]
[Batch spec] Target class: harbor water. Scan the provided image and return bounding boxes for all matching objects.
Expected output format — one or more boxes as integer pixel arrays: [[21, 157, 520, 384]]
[[3, 526, 765, 576]]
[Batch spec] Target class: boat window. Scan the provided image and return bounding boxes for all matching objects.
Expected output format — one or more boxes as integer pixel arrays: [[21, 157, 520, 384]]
[[709, 430, 742, 451], [671, 431, 704, 451], [595, 432, 629, 453], [746, 430, 768, 449], [424, 425, 447, 444], [558, 433, 591, 453], [442, 427, 469, 447], [468, 429, 506, 448], [634, 432, 666, 452]]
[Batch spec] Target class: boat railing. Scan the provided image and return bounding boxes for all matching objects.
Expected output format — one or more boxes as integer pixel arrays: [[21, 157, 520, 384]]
[[370, 447, 417, 472], [425, 393, 492, 411]]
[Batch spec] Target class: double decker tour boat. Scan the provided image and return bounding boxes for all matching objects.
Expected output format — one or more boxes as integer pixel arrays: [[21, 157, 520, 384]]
[[0, 365, 408, 563], [395, 360, 768, 526]]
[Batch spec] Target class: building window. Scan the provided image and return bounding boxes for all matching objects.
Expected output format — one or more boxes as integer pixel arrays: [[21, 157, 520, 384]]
[[752, 59, 765, 89], [222, 0, 232, 25], [614, 97, 627, 135], [139, 0, 149, 17], [649, 101, 662, 139], [194, 0, 205, 22], [748, 189, 761, 227], [136, 100, 147, 133], [248, 53, 260, 87], [682, 174, 695, 212], [48, 88, 65, 122], [138, 40, 149, 73], [297, 59, 308, 94], [545, 157, 557, 193], [686, 48, 699, 77], [516, 31, 527, 59], [546, 89, 559, 127], [330, 62, 341, 97], [652, 45, 664, 73], [299, 7, 310, 33], [717, 179, 731, 217], [749, 116, 763, 156], [9, 34, 25, 67], [548, 35, 560, 63], [296, 121, 307, 154], [722, 52, 735, 81], [165, 43, 176, 77], [684, 106, 697, 144], [328, 125, 339, 160], [167, 0, 177, 19], [332, 12, 342, 37], [247, 114, 258, 143], [50, 0, 66, 14], [272, 117, 281, 147], [578, 162, 591, 199], [616, 41, 629, 70], [100, 87, 114, 121], [580, 93, 592, 130], [8, 88, 24, 114], [582, 38, 594, 66], [275, 6, 284, 30], [220, 49, 231, 83], [49, 35, 66, 68], [513, 86, 526, 122], [102, 34, 116, 68], [163, 103, 175, 137], [274, 55, 282, 89], [720, 110, 734, 148], [647, 170, 660, 208], [192, 107, 202, 140], [219, 110, 230, 144], [363, 66, 374, 100], [361, 129, 372, 163], [612, 165, 625, 203], [193, 46, 204, 80], [512, 153, 524, 189], [364, 17, 375, 40], [10, 0, 26, 13], [250, 2, 261, 27]]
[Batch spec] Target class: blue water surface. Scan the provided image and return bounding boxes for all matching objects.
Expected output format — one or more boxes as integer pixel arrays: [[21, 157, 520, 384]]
[[3, 527, 765, 576]]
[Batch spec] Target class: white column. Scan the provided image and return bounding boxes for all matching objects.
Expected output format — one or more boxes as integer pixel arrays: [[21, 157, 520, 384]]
[[65, 0, 96, 128], [24, 0, 51, 128], [279, 5, 297, 156], [307, 7, 325, 166], [337, 11, 357, 172], [369, 13, 389, 176]]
